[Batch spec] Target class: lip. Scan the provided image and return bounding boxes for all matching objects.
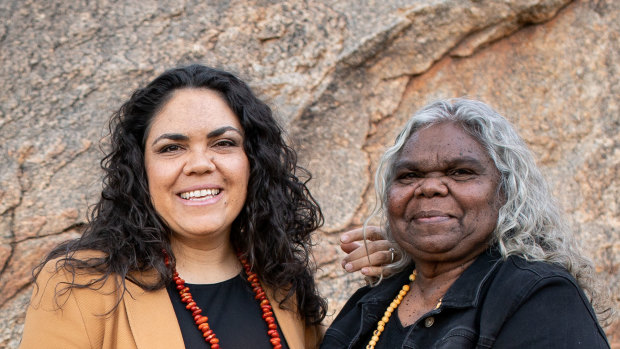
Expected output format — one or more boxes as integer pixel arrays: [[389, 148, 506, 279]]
[[412, 210, 453, 223], [175, 184, 222, 195], [175, 184, 223, 206]]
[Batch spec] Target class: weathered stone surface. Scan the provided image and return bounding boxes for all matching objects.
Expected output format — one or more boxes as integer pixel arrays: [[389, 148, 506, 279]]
[[1, 0, 617, 346], [0, 230, 81, 307]]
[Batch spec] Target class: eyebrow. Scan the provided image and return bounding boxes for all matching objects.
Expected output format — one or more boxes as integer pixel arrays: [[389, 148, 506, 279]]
[[150, 126, 243, 147], [207, 126, 243, 138], [393, 156, 485, 171], [151, 133, 188, 146]]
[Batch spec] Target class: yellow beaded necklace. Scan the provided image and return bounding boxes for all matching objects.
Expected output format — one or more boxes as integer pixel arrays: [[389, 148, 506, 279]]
[[366, 270, 442, 349]]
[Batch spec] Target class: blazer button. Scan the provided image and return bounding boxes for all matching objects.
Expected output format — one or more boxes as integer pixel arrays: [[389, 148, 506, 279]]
[[424, 316, 435, 328]]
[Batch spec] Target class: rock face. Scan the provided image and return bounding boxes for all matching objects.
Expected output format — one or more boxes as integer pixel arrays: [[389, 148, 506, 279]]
[[1, 0, 617, 347]]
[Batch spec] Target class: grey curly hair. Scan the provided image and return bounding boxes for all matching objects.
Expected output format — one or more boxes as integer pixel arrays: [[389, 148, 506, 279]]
[[365, 98, 610, 321]]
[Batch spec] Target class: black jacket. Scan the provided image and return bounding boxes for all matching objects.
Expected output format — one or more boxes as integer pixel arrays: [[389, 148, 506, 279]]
[[321, 248, 609, 349]]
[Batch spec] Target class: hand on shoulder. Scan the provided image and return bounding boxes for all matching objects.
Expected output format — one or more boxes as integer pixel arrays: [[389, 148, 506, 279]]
[[339, 226, 399, 277]]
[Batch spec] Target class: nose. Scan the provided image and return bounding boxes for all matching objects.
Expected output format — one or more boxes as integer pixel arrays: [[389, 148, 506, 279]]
[[182, 150, 216, 175], [414, 177, 448, 198]]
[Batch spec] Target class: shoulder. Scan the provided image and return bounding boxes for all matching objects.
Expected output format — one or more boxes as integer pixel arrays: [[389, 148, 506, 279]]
[[483, 256, 609, 347], [21, 251, 126, 348], [30, 250, 124, 312], [492, 255, 579, 293], [483, 255, 601, 329]]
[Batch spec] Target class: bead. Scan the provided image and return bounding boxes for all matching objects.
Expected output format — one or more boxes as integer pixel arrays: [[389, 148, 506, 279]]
[[255, 291, 266, 299]]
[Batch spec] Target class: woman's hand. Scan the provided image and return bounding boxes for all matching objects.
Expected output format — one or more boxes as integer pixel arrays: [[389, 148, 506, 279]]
[[340, 226, 398, 277]]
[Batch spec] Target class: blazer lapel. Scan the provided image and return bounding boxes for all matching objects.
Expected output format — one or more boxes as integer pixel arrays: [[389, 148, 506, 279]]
[[124, 281, 185, 348]]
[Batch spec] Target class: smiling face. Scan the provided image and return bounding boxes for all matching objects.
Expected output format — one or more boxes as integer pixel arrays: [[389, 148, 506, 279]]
[[387, 122, 503, 265], [144, 88, 250, 246]]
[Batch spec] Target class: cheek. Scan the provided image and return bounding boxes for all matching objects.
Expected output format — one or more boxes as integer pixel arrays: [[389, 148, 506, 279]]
[[386, 185, 412, 216]]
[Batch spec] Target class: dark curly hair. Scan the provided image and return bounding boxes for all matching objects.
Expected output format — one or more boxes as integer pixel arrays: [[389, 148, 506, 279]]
[[35, 64, 327, 324]]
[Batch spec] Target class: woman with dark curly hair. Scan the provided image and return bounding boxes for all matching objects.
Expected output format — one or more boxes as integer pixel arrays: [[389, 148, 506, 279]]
[[20, 64, 332, 348]]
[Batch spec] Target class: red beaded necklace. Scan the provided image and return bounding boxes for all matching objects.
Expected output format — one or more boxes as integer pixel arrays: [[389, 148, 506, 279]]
[[163, 250, 283, 349]]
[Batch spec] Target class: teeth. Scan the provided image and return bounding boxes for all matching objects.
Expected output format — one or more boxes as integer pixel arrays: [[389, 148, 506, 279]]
[[180, 188, 220, 200]]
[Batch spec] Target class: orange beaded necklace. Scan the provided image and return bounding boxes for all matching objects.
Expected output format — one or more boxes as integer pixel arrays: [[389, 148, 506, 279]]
[[366, 270, 442, 349], [163, 250, 283, 349]]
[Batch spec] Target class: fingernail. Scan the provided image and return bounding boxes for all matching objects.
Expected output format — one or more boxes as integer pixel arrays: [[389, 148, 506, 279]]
[[340, 234, 350, 243], [361, 267, 369, 275], [344, 263, 353, 272]]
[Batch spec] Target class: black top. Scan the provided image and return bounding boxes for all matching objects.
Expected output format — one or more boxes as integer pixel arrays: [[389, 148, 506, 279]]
[[321, 247, 610, 349], [166, 273, 289, 349]]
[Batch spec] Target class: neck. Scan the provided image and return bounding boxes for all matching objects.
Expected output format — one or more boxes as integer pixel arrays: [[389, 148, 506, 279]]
[[411, 256, 477, 305], [171, 237, 241, 284]]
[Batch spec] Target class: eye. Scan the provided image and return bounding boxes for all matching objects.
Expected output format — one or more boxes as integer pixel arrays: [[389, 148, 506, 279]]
[[396, 171, 422, 181], [213, 138, 239, 148], [158, 144, 183, 153], [449, 168, 476, 179], [213, 138, 238, 147]]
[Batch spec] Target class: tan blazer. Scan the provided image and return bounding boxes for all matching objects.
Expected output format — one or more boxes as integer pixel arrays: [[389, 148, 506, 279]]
[[20, 257, 323, 348]]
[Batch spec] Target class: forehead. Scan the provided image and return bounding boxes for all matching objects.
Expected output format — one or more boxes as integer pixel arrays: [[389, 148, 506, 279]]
[[399, 122, 492, 164], [147, 88, 241, 135]]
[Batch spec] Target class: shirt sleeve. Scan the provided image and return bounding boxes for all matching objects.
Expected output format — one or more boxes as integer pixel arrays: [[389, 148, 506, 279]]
[[492, 275, 610, 349]]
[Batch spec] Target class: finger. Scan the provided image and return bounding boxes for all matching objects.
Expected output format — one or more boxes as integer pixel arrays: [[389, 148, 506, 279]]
[[359, 266, 384, 277], [340, 241, 362, 254], [342, 239, 394, 266], [340, 226, 385, 245], [342, 247, 394, 273]]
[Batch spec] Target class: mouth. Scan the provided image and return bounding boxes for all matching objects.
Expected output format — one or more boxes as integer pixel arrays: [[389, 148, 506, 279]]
[[412, 210, 452, 222], [179, 188, 221, 201]]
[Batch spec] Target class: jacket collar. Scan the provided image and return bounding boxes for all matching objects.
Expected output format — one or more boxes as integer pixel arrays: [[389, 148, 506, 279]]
[[355, 247, 503, 309], [441, 247, 502, 308]]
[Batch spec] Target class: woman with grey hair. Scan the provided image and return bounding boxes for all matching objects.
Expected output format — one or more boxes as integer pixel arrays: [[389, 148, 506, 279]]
[[321, 98, 610, 348]]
